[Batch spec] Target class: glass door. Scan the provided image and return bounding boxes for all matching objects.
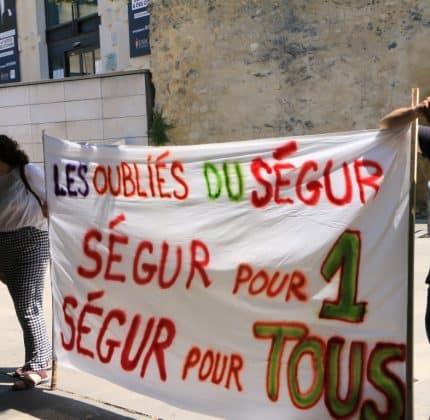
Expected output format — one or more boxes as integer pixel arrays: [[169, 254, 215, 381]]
[[65, 47, 100, 77], [45, 0, 100, 79]]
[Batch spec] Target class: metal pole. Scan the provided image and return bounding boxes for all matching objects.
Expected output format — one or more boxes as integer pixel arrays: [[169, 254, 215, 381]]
[[406, 87, 419, 420]]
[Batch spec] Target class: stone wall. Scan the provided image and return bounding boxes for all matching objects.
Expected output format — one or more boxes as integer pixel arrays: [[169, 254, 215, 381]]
[[150, 1, 430, 144], [149, 0, 430, 211]]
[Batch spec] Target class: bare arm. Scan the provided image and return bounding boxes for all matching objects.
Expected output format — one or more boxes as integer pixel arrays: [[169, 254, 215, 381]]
[[379, 96, 430, 129]]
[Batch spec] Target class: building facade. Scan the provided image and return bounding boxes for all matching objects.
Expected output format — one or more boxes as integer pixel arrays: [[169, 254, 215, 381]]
[[1, 0, 152, 163], [10, 0, 149, 83], [2, 1, 430, 213]]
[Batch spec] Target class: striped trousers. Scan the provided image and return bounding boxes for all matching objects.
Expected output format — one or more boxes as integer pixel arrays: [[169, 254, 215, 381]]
[[0, 227, 51, 371]]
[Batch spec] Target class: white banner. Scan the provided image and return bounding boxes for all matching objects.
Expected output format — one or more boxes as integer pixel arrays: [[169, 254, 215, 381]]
[[44, 127, 410, 420]]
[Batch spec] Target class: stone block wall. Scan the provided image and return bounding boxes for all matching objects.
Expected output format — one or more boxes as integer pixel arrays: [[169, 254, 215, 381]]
[[148, 0, 430, 211], [0, 72, 149, 163], [149, 1, 430, 144]]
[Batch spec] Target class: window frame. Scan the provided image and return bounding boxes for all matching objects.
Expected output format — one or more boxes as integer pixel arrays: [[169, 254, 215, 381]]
[[44, 0, 100, 79], [45, 0, 98, 29], [65, 46, 99, 77]]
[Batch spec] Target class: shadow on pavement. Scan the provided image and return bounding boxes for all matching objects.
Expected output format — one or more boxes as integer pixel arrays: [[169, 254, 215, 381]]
[[0, 368, 135, 419]]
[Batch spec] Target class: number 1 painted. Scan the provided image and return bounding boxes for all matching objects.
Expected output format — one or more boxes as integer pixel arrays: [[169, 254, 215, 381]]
[[319, 230, 366, 323]]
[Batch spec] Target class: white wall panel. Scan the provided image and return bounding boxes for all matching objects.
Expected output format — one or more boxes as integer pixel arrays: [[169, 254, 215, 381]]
[[0, 72, 148, 162]]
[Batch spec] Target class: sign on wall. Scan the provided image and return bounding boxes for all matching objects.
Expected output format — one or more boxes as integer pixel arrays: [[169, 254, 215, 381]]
[[0, 0, 19, 83], [44, 127, 410, 419], [128, 0, 150, 57]]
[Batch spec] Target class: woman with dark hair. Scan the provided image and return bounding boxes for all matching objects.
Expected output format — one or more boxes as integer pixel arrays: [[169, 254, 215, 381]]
[[0, 135, 51, 390]]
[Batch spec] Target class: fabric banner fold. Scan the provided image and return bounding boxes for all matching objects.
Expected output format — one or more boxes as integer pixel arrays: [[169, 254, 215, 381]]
[[44, 127, 410, 419]]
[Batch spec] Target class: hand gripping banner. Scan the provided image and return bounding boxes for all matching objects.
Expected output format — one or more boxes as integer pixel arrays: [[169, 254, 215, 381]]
[[44, 127, 410, 420]]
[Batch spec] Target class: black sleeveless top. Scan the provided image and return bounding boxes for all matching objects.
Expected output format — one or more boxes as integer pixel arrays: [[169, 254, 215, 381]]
[[419, 126, 430, 159]]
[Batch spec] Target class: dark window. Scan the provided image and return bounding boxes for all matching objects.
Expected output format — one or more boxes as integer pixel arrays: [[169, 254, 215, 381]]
[[46, 0, 98, 28], [77, 0, 98, 19], [66, 47, 100, 77], [45, 0, 100, 79]]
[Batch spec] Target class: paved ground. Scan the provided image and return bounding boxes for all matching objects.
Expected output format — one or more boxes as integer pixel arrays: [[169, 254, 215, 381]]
[[1, 224, 430, 419]]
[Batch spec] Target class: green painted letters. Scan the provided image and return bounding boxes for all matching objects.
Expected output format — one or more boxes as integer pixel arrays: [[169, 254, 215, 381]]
[[320, 230, 366, 322], [325, 338, 364, 417], [288, 338, 324, 408], [204, 162, 222, 200], [254, 322, 307, 401], [203, 161, 244, 201], [360, 343, 405, 419]]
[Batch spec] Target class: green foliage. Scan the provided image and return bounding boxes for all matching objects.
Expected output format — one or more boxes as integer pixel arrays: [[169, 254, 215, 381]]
[[149, 107, 174, 146]]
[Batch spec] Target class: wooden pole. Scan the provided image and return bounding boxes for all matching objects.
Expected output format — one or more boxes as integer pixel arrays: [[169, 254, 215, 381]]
[[41, 130, 58, 391], [50, 358, 58, 390], [407, 88, 419, 419]]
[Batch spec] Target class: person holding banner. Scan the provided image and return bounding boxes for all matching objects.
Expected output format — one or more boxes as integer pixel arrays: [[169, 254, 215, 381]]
[[380, 97, 430, 344], [0, 135, 51, 390]]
